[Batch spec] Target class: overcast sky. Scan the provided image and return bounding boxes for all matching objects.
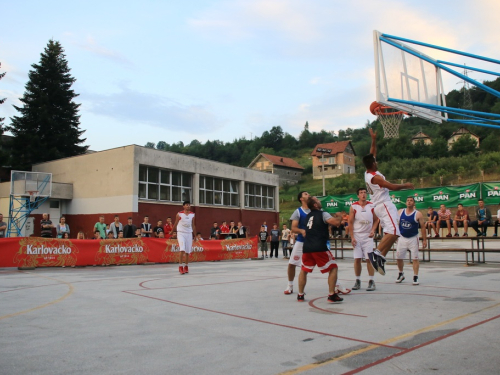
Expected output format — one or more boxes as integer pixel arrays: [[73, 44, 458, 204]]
[[1, 0, 499, 151]]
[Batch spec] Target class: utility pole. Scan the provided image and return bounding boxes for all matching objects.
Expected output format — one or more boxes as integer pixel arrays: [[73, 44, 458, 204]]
[[316, 147, 332, 196]]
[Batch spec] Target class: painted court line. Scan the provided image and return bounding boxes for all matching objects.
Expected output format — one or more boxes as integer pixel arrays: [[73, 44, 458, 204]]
[[122, 290, 405, 350], [0, 273, 74, 321], [278, 301, 500, 375]]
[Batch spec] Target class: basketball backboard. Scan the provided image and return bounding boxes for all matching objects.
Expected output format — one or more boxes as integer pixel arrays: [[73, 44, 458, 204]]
[[374, 30, 447, 124], [10, 171, 52, 197]]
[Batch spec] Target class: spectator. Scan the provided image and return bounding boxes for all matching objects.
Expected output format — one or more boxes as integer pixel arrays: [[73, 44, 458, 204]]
[[281, 224, 291, 258], [341, 211, 349, 239], [195, 232, 203, 241], [40, 213, 54, 238], [269, 223, 281, 258], [436, 204, 452, 238], [56, 216, 70, 238], [453, 204, 469, 237], [210, 222, 220, 239], [158, 231, 165, 238], [471, 199, 492, 236], [425, 207, 438, 237], [93, 229, 102, 239], [135, 228, 142, 238], [107, 231, 115, 239], [170, 231, 177, 239], [236, 221, 247, 238], [94, 215, 107, 239], [153, 220, 164, 238], [220, 221, 230, 234], [262, 221, 268, 231], [76, 231, 85, 240], [141, 216, 152, 237], [123, 217, 137, 238], [0, 213, 6, 238], [164, 217, 173, 238], [289, 232, 295, 249], [109, 215, 123, 238], [118, 230, 124, 238], [228, 220, 238, 239], [494, 204, 500, 237], [258, 225, 269, 258]]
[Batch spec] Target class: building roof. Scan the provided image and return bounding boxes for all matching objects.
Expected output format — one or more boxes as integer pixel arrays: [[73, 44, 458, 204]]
[[449, 126, 479, 139], [248, 153, 304, 170], [412, 131, 431, 140], [310, 141, 355, 157]]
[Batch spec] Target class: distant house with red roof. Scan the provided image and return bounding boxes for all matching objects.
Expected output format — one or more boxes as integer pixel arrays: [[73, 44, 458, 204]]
[[311, 141, 356, 180], [447, 127, 480, 149], [248, 153, 304, 186]]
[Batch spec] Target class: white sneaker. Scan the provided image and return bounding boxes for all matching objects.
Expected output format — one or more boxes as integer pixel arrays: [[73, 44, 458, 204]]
[[335, 283, 351, 295], [395, 273, 405, 283], [284, 286, 293, 295], [413, 276, 419, 285]]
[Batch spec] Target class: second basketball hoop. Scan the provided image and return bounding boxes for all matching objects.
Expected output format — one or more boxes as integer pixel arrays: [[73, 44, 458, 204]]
[[369, 101, 407, 139]]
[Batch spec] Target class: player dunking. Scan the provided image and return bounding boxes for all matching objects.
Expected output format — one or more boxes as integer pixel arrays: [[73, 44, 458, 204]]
[[363, 128, 414, 275], [284, 191, 310, 295], [170, 201, 197, 275]]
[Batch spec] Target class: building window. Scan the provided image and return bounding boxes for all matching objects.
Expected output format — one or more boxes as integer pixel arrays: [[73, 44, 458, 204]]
[[245, 183, 274, 209], [138, 165, 192, 202], [328, 157, 336, 164], [199, 176, 239, 207]]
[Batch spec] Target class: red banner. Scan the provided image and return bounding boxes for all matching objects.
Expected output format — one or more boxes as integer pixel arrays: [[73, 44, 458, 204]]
[[0, 236, 258, 268]]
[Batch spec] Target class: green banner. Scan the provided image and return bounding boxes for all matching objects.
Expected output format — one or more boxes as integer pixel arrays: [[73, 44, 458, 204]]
[[318, 194, 358, 214], [481, 182, 500, 206], [319, 183, 485, 211]]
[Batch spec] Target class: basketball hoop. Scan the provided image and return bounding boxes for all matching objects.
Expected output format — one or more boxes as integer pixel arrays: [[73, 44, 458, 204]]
[[370, 101, 407, 138], [28, 191, 39, 203]]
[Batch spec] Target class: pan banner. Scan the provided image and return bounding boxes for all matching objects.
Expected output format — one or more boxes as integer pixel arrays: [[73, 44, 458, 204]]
[[0, 236, 258, 268], [318, 183, 490, 213]]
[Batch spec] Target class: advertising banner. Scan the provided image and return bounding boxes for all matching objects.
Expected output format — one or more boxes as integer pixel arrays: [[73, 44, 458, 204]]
[[320, 183, 484, 212], [481, 182, 500, 206], [0, 236, 258, 268]]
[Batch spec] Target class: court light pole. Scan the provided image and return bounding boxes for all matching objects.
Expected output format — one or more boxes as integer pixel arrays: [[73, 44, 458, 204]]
[[316, 147, 332, 196]]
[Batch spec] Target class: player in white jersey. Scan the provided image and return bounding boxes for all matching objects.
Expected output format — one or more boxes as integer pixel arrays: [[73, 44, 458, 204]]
[[348, 187, 379, 291], [171, 201, 196, 275], [363, 128, 414, 276]]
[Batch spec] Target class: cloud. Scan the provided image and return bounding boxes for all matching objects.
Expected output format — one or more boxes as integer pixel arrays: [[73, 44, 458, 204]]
[[82, 85, 222, 134], [72, 36, 134, 67]]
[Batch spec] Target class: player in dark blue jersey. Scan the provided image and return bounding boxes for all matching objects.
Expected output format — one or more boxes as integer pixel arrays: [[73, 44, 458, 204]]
[[395, 197, 427, 285]]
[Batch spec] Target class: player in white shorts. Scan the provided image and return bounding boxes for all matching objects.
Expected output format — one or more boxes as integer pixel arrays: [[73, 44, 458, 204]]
[[396, 196, 427, 285], [171, 201, 196, 275], [363, 128, 414, 276], [348, 187, 379, 291], [284, 191, 310, 295]]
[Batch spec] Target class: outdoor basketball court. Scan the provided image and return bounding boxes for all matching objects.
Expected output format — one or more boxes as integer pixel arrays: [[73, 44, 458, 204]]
[[1, 251, 500, 375]]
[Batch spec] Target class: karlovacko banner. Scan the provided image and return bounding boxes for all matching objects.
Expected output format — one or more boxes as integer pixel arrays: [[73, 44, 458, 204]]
[[0, 236, 258, 268]]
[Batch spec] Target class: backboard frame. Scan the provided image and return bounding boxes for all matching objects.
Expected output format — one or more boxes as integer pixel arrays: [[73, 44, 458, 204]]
[[10, 171, 52, 198]]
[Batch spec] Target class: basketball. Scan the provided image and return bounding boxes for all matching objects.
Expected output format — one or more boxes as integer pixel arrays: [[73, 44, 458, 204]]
[[369, 101, 382, 115]]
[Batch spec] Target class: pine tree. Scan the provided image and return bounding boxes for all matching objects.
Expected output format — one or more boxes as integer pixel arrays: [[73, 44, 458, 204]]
[[7, 40, 87, 170]]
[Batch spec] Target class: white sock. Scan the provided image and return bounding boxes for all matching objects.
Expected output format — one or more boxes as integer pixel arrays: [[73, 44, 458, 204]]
[[288, 281, 293, 287], [355, 276, 361, 281]]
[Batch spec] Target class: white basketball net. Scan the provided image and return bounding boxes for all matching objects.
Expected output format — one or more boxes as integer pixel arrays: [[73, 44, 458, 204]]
[[375, 108, 405, 138]]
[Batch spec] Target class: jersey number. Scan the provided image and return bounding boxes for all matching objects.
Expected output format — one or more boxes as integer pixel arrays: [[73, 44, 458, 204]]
[[307, 217, 314, 229]]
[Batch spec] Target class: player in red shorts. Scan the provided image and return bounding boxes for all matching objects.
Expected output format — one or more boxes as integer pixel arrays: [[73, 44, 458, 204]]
[[297, 196, 343, 303]]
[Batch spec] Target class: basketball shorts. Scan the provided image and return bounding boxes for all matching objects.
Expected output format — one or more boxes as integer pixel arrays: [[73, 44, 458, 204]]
[[396, 235, 420, 260], [288, 241, 304, 266], [177, 232, 193, 254], [374, 202, 400, 236], [455, 220, 468, 227], [301, 251, 337, 274], [352, 234, 374, 259]]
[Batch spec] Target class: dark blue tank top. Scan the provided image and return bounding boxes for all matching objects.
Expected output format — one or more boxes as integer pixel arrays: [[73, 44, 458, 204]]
[[399, 209, 419, 238], [296, 207, 309, 242]]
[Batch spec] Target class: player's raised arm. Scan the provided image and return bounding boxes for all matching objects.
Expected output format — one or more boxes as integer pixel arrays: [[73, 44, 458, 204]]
[[369, 128, 377, 159]]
